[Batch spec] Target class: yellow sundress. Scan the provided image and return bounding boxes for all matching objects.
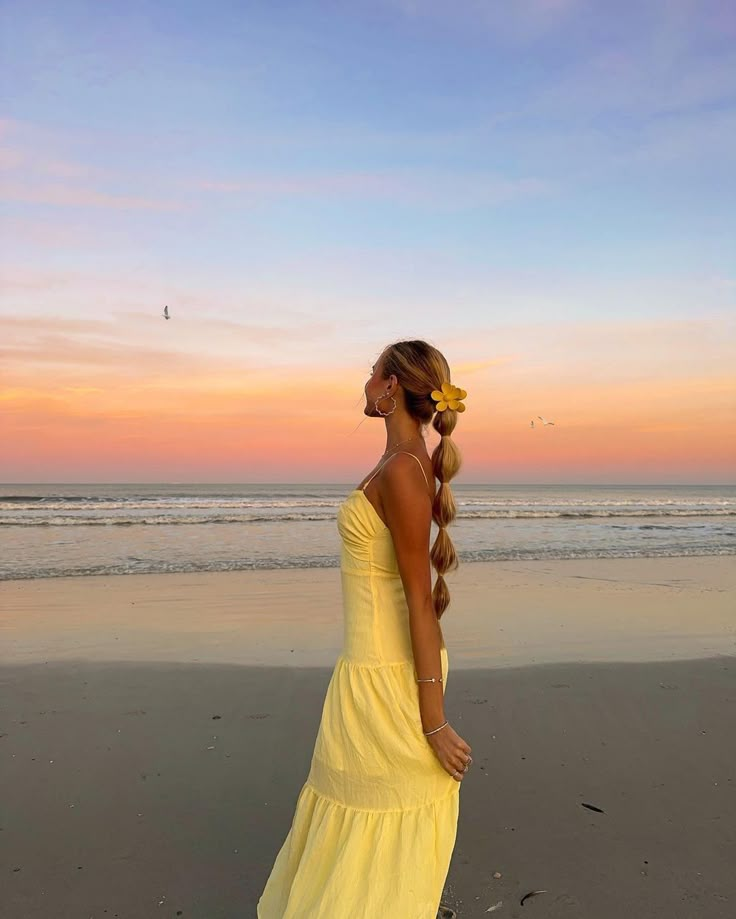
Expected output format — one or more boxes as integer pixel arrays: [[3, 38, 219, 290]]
[[256, 452, 460, 918]]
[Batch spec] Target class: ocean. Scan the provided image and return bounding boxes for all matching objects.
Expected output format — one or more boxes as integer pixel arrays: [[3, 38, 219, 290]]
[[1, 483, 734, 581]]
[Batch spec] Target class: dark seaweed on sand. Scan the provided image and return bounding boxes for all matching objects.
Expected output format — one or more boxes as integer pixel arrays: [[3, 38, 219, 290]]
[[520, 889, 547, 905], [581, 801, 605, 813]]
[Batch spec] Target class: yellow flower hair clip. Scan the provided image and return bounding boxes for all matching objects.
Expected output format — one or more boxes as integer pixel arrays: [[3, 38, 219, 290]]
[[430, 381, 467, 412]]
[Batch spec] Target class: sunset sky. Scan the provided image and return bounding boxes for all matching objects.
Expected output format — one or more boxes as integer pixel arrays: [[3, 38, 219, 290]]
[[1, 0, 734, 484]]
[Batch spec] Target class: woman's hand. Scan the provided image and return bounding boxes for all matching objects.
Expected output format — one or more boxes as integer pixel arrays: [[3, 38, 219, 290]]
[[425, 722, 473, 781]]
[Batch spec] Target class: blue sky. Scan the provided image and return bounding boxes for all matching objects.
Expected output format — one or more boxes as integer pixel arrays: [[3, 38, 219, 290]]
[[1, 1, 734, 483], [2, 0, 734, 316]]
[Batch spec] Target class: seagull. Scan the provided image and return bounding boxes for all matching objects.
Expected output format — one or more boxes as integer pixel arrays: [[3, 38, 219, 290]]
[[530, 420, 535, 427], [163, 305, 170, 320], [538, 415, 555, 425]]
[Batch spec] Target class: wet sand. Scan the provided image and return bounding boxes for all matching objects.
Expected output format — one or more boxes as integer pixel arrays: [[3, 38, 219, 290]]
[[3, 556, 734, 669], [1, 557, 735, 917]]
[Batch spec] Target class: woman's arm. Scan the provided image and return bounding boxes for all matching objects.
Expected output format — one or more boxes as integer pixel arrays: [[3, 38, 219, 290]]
[[380, 453, 473, 780], [380, 454, 445, 732]]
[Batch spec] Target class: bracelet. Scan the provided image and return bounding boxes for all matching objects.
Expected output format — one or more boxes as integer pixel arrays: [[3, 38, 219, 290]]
[[423, 720, 448, 736], [416, 675, 443, 683]]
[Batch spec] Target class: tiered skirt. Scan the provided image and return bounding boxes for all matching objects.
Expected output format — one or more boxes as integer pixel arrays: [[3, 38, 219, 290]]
[[256, 652, 460, 918]]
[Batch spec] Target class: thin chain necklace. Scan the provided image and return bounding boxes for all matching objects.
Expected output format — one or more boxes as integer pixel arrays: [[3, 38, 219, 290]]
[[381, 433, 424, 457]]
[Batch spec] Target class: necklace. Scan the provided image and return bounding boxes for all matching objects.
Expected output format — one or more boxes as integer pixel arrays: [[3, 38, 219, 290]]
[[381, 433, 423, 457]]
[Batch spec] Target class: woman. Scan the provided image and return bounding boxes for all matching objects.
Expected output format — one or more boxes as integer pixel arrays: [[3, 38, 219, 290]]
[[257, 339, 473, 918]]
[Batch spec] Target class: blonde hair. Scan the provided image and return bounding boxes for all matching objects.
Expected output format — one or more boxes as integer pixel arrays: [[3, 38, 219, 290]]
[[379, 339, 462, 620]]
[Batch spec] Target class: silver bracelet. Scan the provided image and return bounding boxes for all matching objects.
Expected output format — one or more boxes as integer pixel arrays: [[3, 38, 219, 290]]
[[423, 720, 448, 736], [416, 676, 443, 683]]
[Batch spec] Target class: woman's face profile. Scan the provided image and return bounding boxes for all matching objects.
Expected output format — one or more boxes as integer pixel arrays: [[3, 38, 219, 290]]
[[364, 355, 382, 399], [365, 354, 390, 416]]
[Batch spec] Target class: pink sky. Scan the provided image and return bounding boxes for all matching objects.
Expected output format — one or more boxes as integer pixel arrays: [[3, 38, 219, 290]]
[[1, 310, 733, 484], [1, 0, 735, 485]]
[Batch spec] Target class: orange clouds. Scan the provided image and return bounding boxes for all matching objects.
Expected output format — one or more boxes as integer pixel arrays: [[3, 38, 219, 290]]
[[1, 310, 734, 482]]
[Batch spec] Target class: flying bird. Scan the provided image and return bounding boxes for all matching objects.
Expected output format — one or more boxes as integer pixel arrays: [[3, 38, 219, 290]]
[[530, 420, 535, 428], [537, 415, 555, 425], [163, 305, 170, 320]]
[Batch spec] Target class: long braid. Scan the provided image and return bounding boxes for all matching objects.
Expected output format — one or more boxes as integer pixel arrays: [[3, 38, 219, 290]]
[[378, 339, 464, 620]]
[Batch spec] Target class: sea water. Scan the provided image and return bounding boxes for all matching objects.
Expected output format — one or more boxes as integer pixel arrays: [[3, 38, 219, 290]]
[[1, 483, 734, 580]]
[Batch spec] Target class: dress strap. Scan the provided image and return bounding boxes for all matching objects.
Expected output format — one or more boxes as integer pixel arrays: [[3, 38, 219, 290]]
[[361, 451, 431, 493]]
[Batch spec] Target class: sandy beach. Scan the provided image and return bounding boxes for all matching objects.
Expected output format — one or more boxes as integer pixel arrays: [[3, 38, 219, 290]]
[[2, 557, 735, 918]]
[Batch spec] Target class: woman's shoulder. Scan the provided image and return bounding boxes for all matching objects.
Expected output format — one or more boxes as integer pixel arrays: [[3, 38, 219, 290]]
[[383, 450, 435, 501]]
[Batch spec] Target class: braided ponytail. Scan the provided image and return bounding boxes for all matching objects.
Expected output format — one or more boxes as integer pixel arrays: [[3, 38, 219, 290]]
[[429, 403, 462, 619], [376, 339, 464, 620]]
